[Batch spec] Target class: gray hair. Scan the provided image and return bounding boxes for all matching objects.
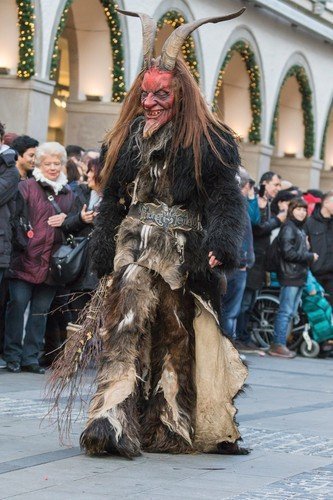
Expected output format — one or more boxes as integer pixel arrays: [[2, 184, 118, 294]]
[[35, 142, 67, 167], [238, 166, 251, 189]]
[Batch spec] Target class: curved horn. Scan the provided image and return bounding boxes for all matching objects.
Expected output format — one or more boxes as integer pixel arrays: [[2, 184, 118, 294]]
[[160, 8, 246, 71], [116, 9, 157, 69]]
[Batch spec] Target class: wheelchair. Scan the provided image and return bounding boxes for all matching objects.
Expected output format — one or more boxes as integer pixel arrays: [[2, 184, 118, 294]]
[[249, 287, 320, 358]]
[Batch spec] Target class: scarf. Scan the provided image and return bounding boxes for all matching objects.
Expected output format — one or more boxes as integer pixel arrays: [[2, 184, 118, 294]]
[[33, 167, 68, 195]]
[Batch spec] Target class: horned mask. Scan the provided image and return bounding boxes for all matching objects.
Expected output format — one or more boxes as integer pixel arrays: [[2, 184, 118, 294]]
[[117, 8, 246, 138]]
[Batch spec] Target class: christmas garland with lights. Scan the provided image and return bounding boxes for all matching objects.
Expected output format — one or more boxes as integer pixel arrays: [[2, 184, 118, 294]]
[[270, 65, 314, 158], [157, 11, 199, 83], [320, 100, 332, 160], [50, 0, 126, 102], [16, 0, 35, 79], [213, 41, 261, 143]]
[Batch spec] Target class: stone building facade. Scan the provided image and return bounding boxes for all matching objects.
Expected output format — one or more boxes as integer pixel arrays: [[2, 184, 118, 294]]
[[1, 0, 333, 190]]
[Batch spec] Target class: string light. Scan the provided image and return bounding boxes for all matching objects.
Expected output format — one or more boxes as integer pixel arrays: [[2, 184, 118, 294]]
[[16, 0, 35, 79], [157, 11, 200, 83], [270, 65, 314, 158], [49, 0, 126, 102], [213, 41, 261, 144]]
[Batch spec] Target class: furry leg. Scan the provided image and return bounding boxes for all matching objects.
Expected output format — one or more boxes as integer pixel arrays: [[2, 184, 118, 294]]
[[80, 264, 158, 458], [142, 281, 196, 454], [216, 441, 250, 455]]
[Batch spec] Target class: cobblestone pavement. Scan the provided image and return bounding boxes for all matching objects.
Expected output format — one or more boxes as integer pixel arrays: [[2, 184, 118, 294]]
[[0, 354, 332, 499], [229, 463, 333, 499], [242, 427, 333, 458]]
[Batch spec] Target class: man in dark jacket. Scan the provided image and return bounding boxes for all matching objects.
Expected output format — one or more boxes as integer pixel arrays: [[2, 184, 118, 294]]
[[11, 135, 39, 180], [0, 122, 19, 285], [305, 191, 333, 305], [220, 168, 255, 341], [236, 171, 285, 350]]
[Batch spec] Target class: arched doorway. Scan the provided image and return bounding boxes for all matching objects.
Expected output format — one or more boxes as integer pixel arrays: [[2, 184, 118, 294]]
[[320, 101, 333, 191], [48, 0, 125, 146], [321, 102, 333, 170], [270, 65, 314, 159], [155, 10, 200, 83], [270, 65, 317, 190], [0, 0, 20, 76], [213, 41, 261, 144]]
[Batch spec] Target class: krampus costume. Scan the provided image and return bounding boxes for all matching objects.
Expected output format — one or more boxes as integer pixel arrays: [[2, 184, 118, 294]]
[[49, 8, 248, 458]]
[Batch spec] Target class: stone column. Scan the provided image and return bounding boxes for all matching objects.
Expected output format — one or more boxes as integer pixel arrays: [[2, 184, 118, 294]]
[[65, 101, 123, 149], [0, 76, 55, 142], [320, 170, 333, 192], [239, 143, 274, 181], [270, 157, 323, 191]]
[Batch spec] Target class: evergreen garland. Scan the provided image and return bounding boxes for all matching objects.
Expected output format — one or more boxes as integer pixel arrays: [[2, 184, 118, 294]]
[[16, 0, 35, 79], [270, 65, 314, 158], [213, 41, 261, 144], [157, 11, 200, 83], [50, 0, 126, 102]]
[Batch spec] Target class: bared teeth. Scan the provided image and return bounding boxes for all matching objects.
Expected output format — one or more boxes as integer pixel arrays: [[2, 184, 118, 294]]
[[147, 110, 162, 117]]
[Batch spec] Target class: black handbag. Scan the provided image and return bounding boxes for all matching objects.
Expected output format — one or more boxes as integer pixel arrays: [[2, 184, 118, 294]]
[[46, 191, 90, 285], [12, 192, 34, 251]]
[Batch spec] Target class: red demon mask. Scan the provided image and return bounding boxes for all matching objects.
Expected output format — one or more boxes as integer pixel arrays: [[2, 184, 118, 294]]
[[141, 67, 175, 138]]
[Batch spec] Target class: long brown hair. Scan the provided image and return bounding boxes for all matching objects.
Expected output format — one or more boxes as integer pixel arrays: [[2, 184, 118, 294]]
[[102, 57, 236, 188]]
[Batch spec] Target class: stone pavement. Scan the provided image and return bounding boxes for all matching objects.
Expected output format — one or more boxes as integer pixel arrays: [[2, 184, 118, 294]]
[[0, 354, 332, 499]]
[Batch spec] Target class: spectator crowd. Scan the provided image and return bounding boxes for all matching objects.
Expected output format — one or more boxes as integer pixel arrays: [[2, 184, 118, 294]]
[[0, 119, 333, 375]]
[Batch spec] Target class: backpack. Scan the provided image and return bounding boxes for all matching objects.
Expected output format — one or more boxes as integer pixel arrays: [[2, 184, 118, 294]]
[[265, 236, 280, 273]]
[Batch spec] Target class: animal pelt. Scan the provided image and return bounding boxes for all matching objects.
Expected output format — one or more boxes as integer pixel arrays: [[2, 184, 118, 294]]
[[80, 261, 199, 457], [141, 280, 196, 454], [92, 117, 246, 309]]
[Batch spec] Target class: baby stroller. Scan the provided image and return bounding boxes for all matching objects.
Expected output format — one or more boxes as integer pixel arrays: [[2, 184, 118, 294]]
[[249, 285, 320, 358]]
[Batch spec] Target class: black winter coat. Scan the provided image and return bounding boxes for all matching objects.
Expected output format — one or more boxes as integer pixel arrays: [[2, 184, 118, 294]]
[[246, 201, 281, 290], [90, 119, 246, 311], [0, 147, 19, 268], [277, 219, 314, 287], [305, 206, 333, 279], [62, 184, 98, 291]]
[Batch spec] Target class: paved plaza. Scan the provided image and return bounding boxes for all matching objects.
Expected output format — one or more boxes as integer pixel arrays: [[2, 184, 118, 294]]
[[0, 354, 332, 499]]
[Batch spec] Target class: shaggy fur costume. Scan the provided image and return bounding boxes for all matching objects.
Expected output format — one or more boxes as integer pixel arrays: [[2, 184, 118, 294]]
[[75, 118, 248, 458]]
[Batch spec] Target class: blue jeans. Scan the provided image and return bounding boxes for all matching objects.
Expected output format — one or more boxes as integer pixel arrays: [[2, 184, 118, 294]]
[[4, 279, 56, 365], [236, 287, 258, 343], [220, 269, 247, 338], [0, 269, 4, 285], [274, 286, 303, 345]]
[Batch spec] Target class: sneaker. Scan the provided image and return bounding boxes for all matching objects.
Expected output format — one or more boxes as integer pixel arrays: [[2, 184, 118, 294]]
[[268, 344, 297, 359], [6, 362, 21, 373], [235, 340, 261, 353], [239, 353, 247, 362]]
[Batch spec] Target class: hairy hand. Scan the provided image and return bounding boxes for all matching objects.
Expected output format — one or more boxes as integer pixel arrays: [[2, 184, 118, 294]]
[[208, 251, 222, 268]]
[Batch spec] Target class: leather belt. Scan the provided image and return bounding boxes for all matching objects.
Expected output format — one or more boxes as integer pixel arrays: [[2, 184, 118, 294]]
[[128, 202, 202, 231]]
